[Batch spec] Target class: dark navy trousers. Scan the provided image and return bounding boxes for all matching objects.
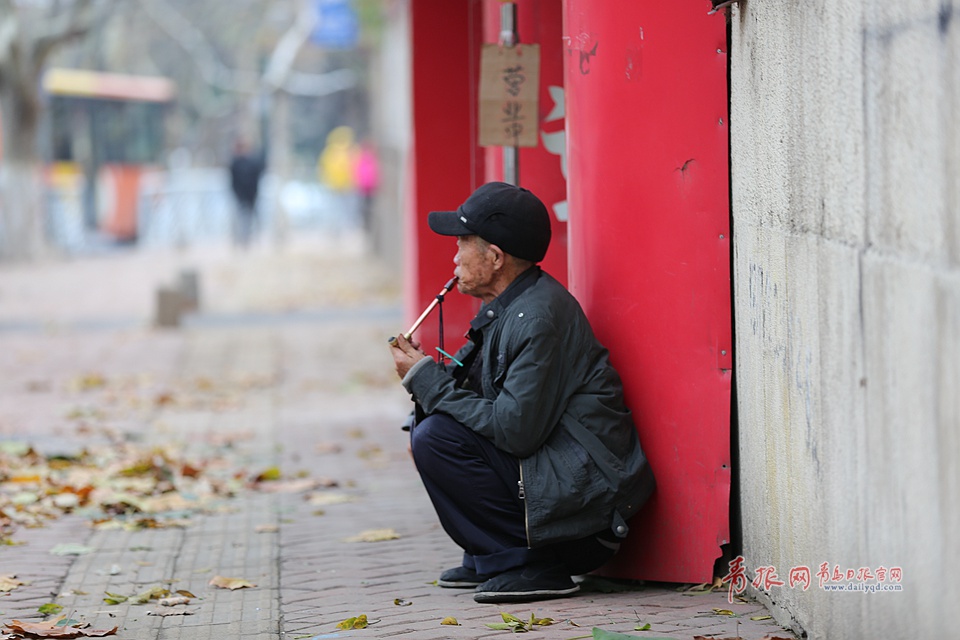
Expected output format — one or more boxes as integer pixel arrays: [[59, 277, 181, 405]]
[[410, 414, 619, 577]]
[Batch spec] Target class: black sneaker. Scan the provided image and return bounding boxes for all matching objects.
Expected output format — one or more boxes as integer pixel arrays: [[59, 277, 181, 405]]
[[437, 566, 489, 588], [473, 564, 579, 603]]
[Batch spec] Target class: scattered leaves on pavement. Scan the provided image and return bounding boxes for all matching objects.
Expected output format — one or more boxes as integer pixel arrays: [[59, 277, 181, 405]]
[[711, 607, 737, 617], [485, 612, 554, 632], [0, 394, 344, 542], [104, 586, 195, 606], [208, 575, 256, 590], [344, 528, 399, 543]]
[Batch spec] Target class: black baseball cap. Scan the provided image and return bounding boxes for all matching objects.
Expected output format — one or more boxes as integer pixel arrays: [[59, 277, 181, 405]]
[[427, 182, 552, 262]]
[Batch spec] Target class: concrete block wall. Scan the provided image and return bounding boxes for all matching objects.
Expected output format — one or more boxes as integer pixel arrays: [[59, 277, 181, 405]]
[[729, 1, 958, 638]]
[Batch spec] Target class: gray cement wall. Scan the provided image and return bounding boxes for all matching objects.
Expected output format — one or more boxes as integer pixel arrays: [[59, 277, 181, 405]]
[[729, 1, 958, 638]]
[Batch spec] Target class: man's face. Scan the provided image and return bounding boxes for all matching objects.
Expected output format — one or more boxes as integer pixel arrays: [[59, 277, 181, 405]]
[[454, 235, 497, 299]]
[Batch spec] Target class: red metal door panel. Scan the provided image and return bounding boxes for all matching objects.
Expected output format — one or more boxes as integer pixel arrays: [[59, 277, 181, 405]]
[[564, 0, 731, 583], [406, 0, 485, 350]]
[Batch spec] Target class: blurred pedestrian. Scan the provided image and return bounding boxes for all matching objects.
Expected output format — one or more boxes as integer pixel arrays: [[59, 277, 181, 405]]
[[317, 126, 359, 231], [228, 138, 265, 248], [353, 139, 379, 233]]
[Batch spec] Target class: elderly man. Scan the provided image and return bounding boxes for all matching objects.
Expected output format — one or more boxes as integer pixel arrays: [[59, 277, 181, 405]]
[[390, 182, 655, 604]]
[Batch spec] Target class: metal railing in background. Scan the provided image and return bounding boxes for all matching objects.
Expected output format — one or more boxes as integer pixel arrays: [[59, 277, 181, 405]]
[[42, 169, 362, 255], [137, 168, 233, 248]]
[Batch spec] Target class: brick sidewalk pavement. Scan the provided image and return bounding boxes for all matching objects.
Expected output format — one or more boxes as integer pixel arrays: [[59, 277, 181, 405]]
[[0, 236, 795, 639]]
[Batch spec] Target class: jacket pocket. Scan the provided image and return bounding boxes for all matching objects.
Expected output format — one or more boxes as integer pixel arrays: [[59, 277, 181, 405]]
[[529, 427, 609, 523]]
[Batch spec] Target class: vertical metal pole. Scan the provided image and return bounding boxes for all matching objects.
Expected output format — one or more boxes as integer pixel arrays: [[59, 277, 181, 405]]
[[500, 2, 519, 185]]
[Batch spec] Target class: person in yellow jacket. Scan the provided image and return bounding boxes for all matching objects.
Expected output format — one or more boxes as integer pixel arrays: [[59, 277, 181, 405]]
[[318, 126, 357, 192], [317, 126, 360, 231]]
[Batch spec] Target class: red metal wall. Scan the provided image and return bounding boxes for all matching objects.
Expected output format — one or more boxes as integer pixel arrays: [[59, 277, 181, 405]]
[[406, 0, 485, 350], [564, 1, 731, 583]]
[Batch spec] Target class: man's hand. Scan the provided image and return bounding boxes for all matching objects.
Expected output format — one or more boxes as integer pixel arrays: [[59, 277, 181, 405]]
[[390, 333, 429, 379]]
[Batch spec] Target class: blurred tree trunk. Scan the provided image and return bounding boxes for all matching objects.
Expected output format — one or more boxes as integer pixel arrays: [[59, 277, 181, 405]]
[[260, 0, 315, 248], [0, 0, 94, 261]]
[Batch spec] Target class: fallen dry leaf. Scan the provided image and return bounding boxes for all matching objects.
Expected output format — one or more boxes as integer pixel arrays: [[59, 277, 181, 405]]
[[304, 492, 353, 506], [3, 616, 118, 638], [49, 543, 93, 556], [694, 637, 794, 640], [315, 442, 343, 454], [130, 586, 172, 604], [74, 629, 119, 638], [356, 444, 384, 460], [0, 575, 24, 592], [254, 478, 328, 494], [336, 614, 368, 630], [680, 582, 718, 594], [146, 608, 197, 617], [344, 528, 399, 543], [484, 611, 553, 632], [73, 373, 107, 391], [208, 575, 256, 590], [251, 467, 282, 483], [255, 524, 279, 533], [158, 596, 190, 606], [440, 617, 459, 626]]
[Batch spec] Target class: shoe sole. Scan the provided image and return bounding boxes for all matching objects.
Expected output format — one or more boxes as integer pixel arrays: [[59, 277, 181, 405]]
[[437, 579, 483, 589], [473, 584, 580, 603]]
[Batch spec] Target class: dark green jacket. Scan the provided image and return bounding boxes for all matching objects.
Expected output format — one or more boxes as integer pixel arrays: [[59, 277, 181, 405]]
[[403, 267, 655, 547]]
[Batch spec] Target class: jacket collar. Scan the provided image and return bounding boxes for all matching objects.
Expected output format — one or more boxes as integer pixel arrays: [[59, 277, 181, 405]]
[[469, 266, 542, 333]]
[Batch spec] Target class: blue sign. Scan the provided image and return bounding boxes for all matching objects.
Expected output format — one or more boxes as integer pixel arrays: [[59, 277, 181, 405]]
[[311, 0, 359, 50]]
